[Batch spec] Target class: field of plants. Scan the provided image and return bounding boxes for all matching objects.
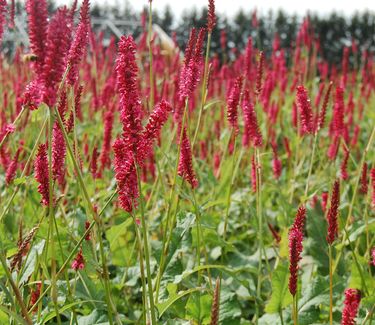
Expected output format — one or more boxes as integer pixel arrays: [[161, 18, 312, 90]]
[[0, 0, 374, 324]]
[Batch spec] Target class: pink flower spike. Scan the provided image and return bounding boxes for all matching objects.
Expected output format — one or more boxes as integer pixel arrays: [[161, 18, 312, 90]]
[[341, 288, 361, 325]]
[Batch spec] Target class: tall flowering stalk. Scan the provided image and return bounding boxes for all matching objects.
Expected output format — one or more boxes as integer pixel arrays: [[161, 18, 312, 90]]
[[327, 179, 340, 325], [288, 227, 303, 325], [192, 0, 216, 147]]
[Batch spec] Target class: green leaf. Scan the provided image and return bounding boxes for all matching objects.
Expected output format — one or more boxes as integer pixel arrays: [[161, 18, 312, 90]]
[[13, 176, 27, 185], [105, 218, 132, 247], [218, 287, 242, 324], [157, 287, 203, 317], [185, 292, 212, 324], [19, 240, 45, 285], [265, 261, 293, 314]]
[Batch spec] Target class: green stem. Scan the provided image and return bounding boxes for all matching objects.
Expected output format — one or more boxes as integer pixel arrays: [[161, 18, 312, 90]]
[[192, 32, 212, 149], [148, 0, 154, 110], [54, 105, 116, 324], [0, 253, 32, 324], [135, 163, 157, 325], [304, 133, 318, 198], [329, 244, 333, 325], [29, 190, 117, 313], [293, 294, 298, 325], [255, 146, 263, 324], [155, 98, 189, 302], [47, 108, 62, 325], [222, 130, 236, 240]]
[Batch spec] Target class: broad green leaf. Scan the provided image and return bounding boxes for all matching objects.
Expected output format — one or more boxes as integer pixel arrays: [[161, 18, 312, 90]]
[[157, 287, 203, 317], [185, 292, 212, 324], [265, 261, 292, 314]]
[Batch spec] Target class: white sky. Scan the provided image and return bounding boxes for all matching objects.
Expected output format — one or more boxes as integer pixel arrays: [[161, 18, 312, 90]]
[[56, 0, 375, 17]]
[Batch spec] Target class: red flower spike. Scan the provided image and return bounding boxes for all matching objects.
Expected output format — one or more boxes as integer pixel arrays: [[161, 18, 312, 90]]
[[255, 51, 264, 96], [178, 127, 198, 188], [116, 35, 143, 154], [34, 144, 50, 206], [207, 0, 216, 33], [341, 288, 361, 325], [296, 85, 314, 134], [66, 0, 90, 85], [359, 163, 368, 195], [318, 81, 333, 130], [333, 86, 345, 137], [26, 0, 48, 73], [326, 180, 340, 245], [227, 76, 243, 135], [288, 228, 303, 296]]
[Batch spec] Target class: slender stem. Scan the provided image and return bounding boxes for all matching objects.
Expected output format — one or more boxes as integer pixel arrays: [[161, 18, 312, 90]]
[[329, 244, 333, 325], [54, 105, 116, 324], [29, 190, 117, 313], [192, 32, 212, 149], [293, 294, 298, 325], [279, 309, 284, 325], [222, 130, 236, 240], [304, 133, 318, 198], [0, 253, 32, 325], [148, 0, 154, 110], [155, 98, 188, 302], [47, 108, 62, 325], [133, 215, 148, 325], [135, 163, 157, 325], [255, 146, 263, 324]]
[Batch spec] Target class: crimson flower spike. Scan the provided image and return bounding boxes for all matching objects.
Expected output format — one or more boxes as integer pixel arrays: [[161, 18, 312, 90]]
[[326, 180, 340, 245], [139, 100, 173, 161], [113, 138, 139, 212], [255, 51, 264, 96], [66, 0, 90, 85], [317, 81, 333, 131], [359, 162, 368, 195], [242, 91, 262, 148], [178, 126, 198, 188], [288, 227, 303, 296], [115, 35, 143, 155], [292, 205, 306, 233], [296, 85, 314, 134], [26, 0, 48, 73], [34, 143, 50, 206], [227, 76, 243, 135], [0, 0, 6, 43], [207, 0, 216, 33], [341, 288, 361, 325], [333, 86, 345, 137]]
